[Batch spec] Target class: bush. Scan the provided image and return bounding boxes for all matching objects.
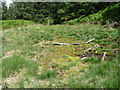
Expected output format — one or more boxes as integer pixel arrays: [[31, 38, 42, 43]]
[[2, 20, 34, 29], [63, 3, 120, 25]]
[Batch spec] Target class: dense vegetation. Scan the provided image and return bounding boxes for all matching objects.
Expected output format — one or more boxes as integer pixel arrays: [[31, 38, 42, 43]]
[[2, 20, 34, 29], [2, 2, 120, 25], [63, 2, 120, 25]]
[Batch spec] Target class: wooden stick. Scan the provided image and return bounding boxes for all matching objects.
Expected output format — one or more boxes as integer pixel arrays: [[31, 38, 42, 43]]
[[102, 52, 106, 61], [85, 38, 95, 43], [52, 43, 64, 45], [93, 44, 99, 51], [52, 43, 80, 45], [68, 43, 81, 45], [84, 48, 92, 55], [94, 44, 99, 49], [52, 38, 95, 45]]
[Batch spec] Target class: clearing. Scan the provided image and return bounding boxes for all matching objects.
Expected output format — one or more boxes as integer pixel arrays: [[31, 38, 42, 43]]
[[2, 24, 119, 88]]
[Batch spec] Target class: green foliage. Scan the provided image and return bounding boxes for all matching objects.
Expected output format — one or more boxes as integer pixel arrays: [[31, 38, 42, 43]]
[[63, 3, 119, 25], [2, 20, 34, 29], [2, 2, 119, 25], [102, 2, 120, 23], [80, 11, 102, 23]]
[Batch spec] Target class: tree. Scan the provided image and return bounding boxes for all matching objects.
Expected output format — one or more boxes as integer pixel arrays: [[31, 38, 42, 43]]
[[2, 3, 8, 20]]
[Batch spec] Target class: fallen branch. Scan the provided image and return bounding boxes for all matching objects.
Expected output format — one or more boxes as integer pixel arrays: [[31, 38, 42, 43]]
[[102, 52, 106, 61], [85, 38, 95, 43], [69, 43, 81, 45], [94, 44, 99, 49], [81, 57, 88, 60], [52, 38, 95, 45], [93, 44, 99, 51], [84, 47, 92, 56], [52, 43, 64, 45], [52, 43, 80, 45]]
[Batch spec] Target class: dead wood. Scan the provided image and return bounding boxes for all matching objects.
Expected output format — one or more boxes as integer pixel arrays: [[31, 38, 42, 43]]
[[52, 43, 80, 45], [93, 44, 99, 51], [84, 48, 92, 55], [102, 52, 106, 61], [85, 38, 95, 43], [52, 38, 95, 45]]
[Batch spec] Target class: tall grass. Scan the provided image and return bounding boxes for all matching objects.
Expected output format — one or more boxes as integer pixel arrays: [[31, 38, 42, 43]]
[[2, 55, 38, 78], [68, 58, 118, 88], [36, 70, 57, 80]]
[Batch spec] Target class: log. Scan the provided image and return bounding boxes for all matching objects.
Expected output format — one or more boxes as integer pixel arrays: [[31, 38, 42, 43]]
[[102, 52, 106, 61]]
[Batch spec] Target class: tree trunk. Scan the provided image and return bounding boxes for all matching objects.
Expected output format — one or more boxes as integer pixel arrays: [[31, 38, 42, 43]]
[[48, 15, 50, 25]]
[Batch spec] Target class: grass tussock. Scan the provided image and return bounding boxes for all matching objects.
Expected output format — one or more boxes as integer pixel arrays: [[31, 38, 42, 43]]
[[36, 70, 57, 80]]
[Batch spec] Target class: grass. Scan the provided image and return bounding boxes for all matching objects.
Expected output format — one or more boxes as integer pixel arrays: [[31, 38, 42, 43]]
[[82, 55, 101, 64], [36, 70, 57, 80], [2, 55, 38, 78], [2, 22, 119, 88], [68, 58, 118, 88]]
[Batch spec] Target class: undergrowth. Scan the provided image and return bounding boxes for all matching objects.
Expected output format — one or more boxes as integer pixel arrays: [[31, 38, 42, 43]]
[[2, 20, 34, 29], [63, 3, 120, 25]]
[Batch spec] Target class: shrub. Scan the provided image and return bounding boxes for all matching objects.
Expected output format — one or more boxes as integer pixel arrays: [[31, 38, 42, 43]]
[[63, 3, 119, 25], [2, 20, 34, 29]]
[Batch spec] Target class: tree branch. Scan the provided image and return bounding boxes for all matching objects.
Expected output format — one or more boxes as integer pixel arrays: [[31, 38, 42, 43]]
[[85, 38, 95, 43], [102, 52, 106, 61]]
